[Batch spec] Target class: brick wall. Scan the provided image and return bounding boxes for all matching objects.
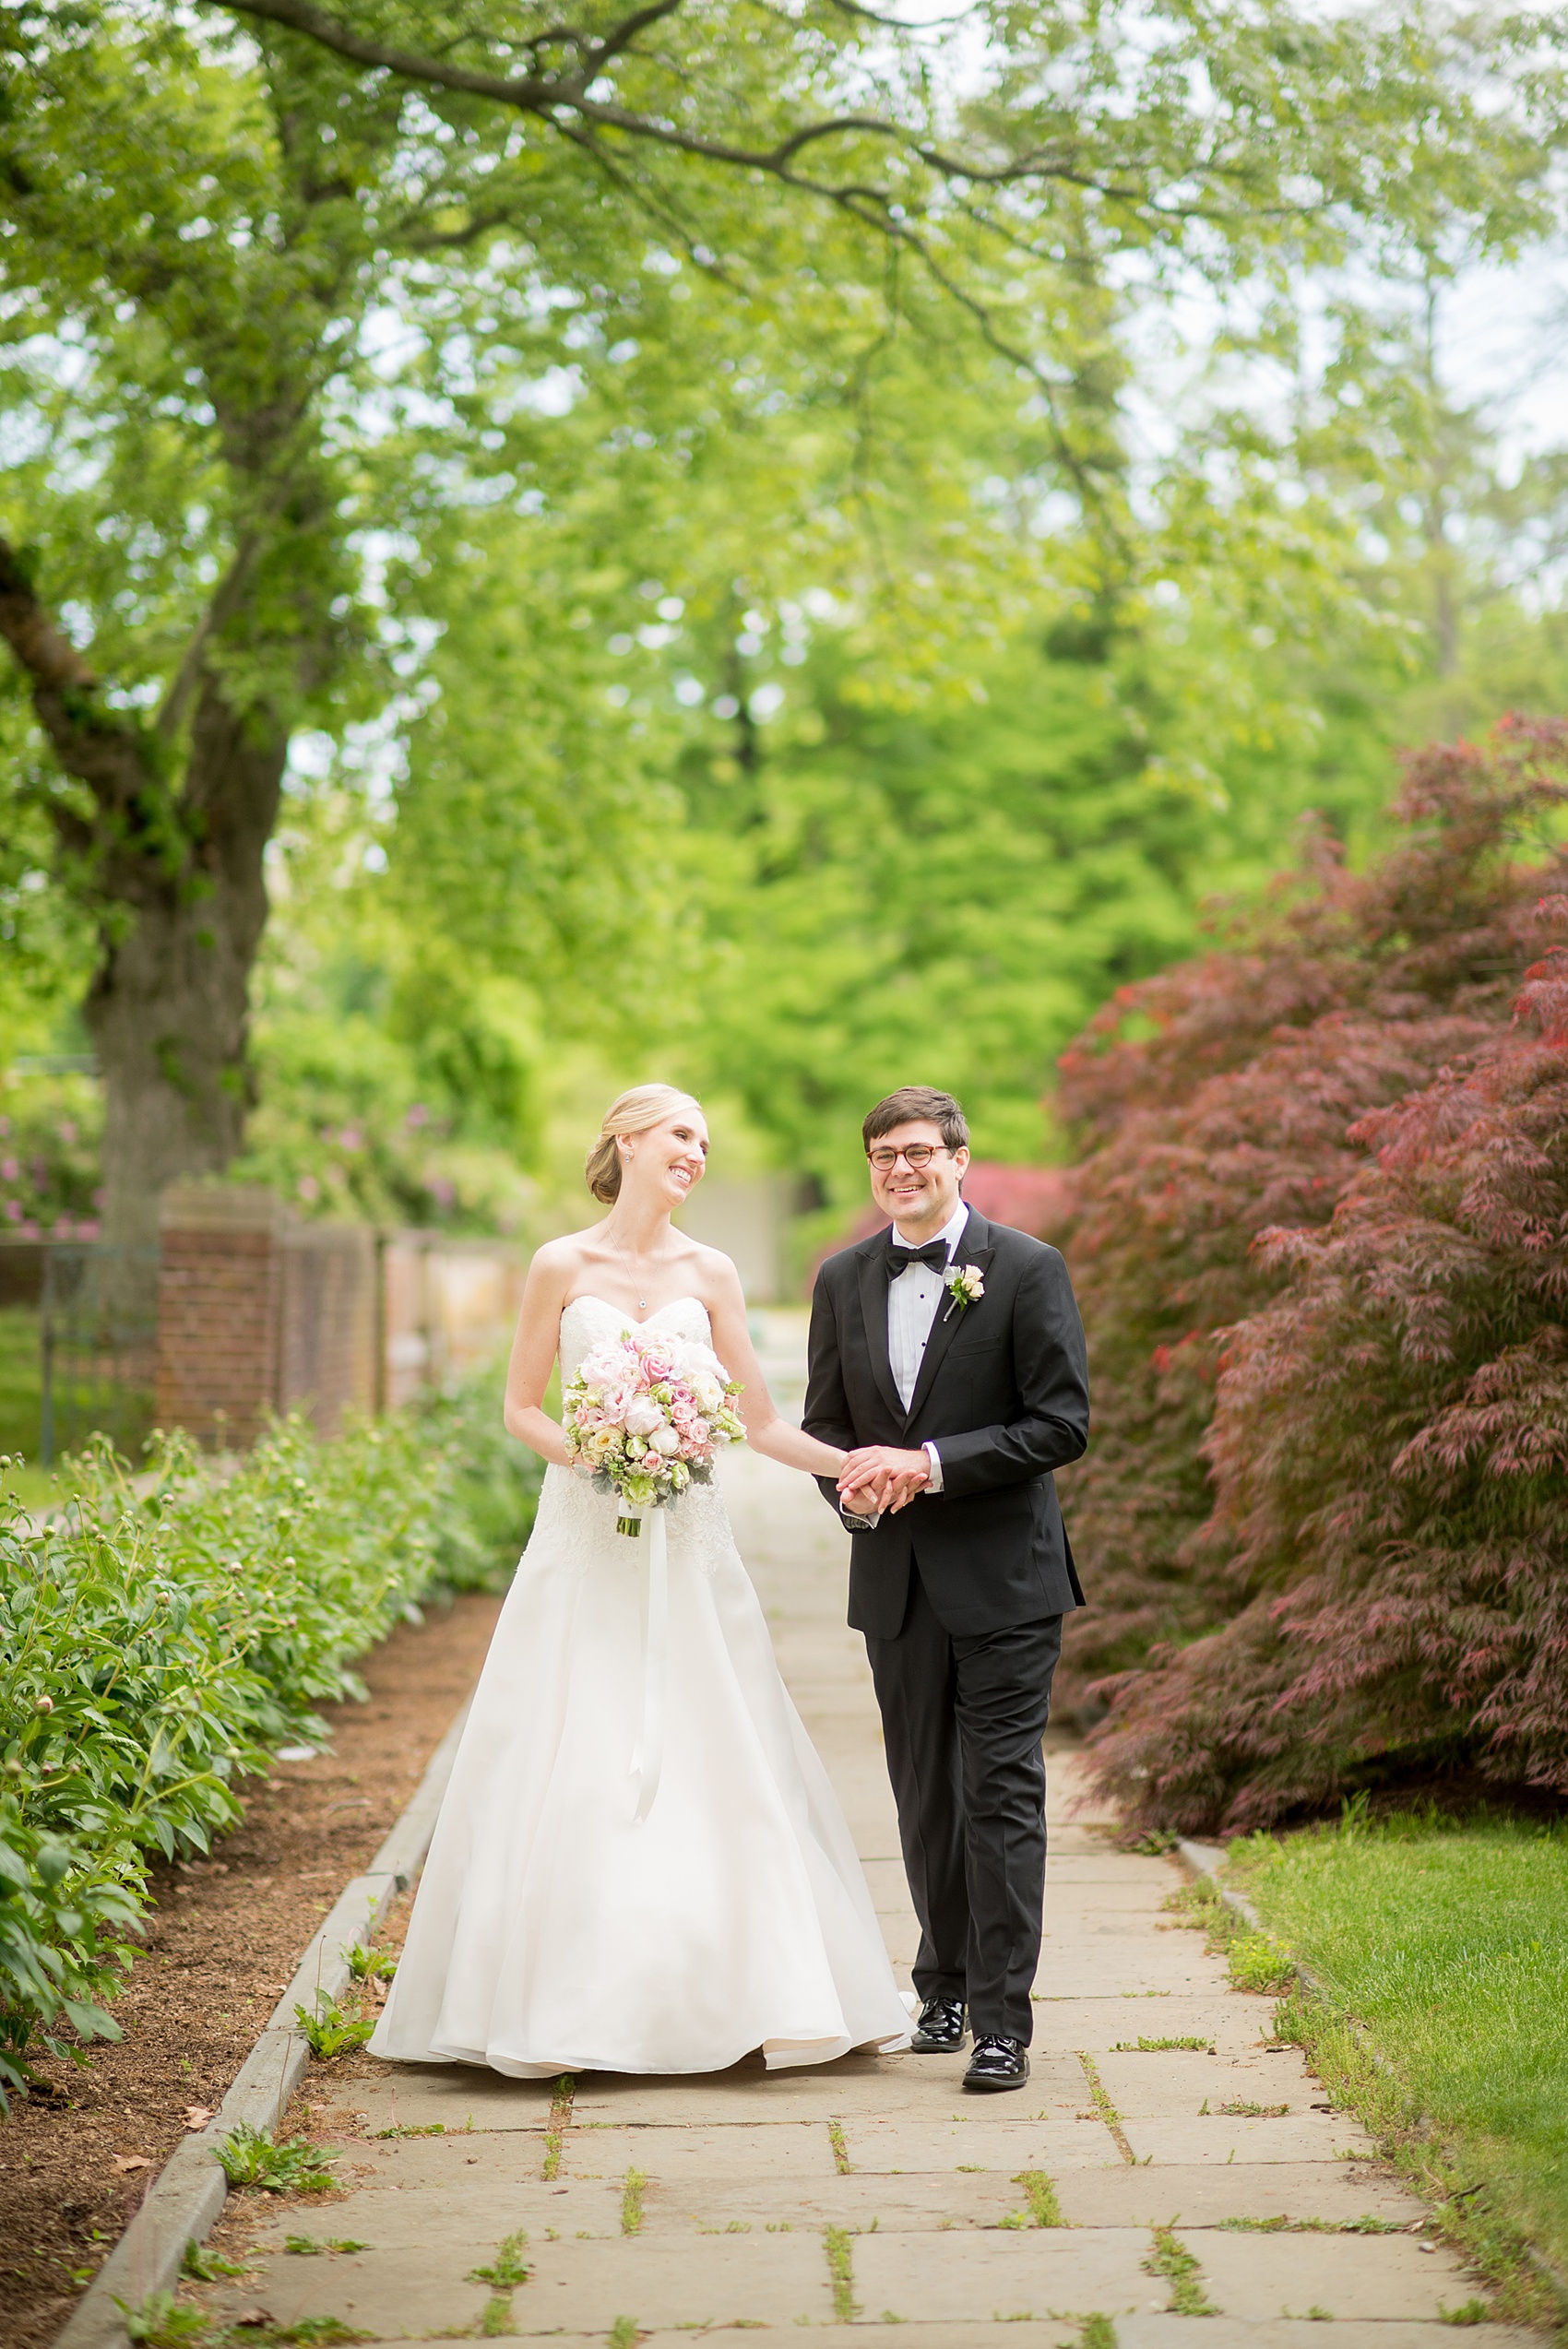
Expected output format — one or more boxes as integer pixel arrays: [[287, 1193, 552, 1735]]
[[279, 1222, 376, 1436], [157, 1187, 377, 1447], [156, 1187, 284, 1449]]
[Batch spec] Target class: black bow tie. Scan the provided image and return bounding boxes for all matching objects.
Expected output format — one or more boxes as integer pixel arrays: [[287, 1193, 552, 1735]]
[[885, 1240, 949, 1280]]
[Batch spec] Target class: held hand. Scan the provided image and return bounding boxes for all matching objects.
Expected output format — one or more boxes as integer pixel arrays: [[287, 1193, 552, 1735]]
[[837, 1447, 930, 1515]]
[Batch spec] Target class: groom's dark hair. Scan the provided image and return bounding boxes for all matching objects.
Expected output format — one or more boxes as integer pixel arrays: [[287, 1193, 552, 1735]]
[[863, 1086, 969, 1153]]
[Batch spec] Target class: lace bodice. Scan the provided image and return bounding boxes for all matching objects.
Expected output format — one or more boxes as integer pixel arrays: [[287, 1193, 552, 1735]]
[[531, 1294, 733, 1575]]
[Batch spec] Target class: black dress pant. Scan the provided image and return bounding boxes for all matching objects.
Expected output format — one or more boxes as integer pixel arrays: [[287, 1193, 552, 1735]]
[[865, 1568, 1063, 2044]]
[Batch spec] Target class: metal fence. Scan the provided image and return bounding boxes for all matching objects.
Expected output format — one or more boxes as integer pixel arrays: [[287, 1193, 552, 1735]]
[[38, 1243, 160, 1465]]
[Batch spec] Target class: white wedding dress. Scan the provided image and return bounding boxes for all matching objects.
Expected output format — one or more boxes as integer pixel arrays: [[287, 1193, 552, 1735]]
[[371, 1296, 911, 2077]]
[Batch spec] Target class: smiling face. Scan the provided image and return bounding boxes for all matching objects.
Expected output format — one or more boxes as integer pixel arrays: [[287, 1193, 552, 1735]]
[[620, 1106, 709, 1213], [867, 1119, 968, 1240]]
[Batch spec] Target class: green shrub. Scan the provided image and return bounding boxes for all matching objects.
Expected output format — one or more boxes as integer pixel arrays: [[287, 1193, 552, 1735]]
[[0, 1369, 540, 2100], [415, 1368, 543, 1589]]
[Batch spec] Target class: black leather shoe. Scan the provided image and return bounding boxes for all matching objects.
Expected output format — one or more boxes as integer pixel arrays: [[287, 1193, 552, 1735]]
[[909, 1996, 968, 2054], [963, 2035, 1029, 2092]]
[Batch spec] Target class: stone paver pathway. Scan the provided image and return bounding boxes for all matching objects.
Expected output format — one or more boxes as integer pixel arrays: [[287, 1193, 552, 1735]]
[[192, 1313, 1524, 2348]]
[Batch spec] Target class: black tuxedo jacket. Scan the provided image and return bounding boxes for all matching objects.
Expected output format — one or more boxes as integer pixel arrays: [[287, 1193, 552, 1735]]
[[803, 1208, 1089, 1639]]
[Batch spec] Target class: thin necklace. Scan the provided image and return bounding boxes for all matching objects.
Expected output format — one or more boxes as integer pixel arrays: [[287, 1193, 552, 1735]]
[[612, 1228, 668, 1312]]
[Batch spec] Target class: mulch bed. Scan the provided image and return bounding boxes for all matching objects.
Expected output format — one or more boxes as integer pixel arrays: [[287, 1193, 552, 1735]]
[[0, 1589, 503, 2349]]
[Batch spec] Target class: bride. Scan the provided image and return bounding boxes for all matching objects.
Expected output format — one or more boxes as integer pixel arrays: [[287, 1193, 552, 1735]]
[[371, 1084, 912, 2078]]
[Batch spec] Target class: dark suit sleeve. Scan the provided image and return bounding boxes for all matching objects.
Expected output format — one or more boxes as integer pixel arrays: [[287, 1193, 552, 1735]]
[[932, 1245, 1089, 1496], [803, 1266, 857, 1519]]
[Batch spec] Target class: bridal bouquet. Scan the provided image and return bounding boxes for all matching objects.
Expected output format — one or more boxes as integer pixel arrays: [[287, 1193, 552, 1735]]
[[564, 1326, 745, 1525]]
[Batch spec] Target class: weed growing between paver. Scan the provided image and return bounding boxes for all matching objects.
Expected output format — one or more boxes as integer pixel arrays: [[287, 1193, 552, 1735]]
[[1075, 2053, 1135, 2164], [215, 2123, 337, 2194], [606, 2320, 639, 2349], [1113, 2035, 1214, 2052], [621, 2166, 647, 2235], [1144, 2224, 1218, 2315], [121, 2290, 371, 2347], [826, 2118, 851, 2173], [541, 2071, 574, 2178], [469, 2229, 529, 2339], [1218, 2214, 1403, 2234], [282, 2235, 366, 2255], [1011, 2170, 1064, 2226], [181, 2241, 246, 2281], [344, 1941, 397, 1986], [293, 1989, 374, 2059], [468, 2231, 530, 2288], [1229, 1808, 1568, 2317], [824, 2224, 859, 2321], [1052, 2316, 1119, 2349]]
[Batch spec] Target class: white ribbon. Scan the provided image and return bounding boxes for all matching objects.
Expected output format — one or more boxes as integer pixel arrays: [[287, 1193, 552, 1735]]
[[626, 1506, 669, 1823]]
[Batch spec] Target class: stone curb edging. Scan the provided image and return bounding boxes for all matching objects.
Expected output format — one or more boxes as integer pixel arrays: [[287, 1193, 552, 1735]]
[[1176, 1836, 1324, 1994], [1178, 1835, 1568, 2318], [53, 1696, 471, 2349]]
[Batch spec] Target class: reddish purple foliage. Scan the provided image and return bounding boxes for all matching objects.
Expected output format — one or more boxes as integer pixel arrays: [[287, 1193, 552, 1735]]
[[1086, 953, 1568, 1829], [1052, 723, 1568, 1821]]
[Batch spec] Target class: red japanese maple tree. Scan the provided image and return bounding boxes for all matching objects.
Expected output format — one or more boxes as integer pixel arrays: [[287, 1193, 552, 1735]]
[[1053, 719, 1568, 1825]]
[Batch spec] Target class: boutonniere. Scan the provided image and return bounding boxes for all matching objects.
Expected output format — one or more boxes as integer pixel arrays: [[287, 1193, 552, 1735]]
[[942, 1263, 985, 1322]]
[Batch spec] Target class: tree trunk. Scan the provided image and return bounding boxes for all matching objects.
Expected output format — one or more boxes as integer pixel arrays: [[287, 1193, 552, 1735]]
[[0, 537, 287, 1248], [86, 684, 287, 1248]]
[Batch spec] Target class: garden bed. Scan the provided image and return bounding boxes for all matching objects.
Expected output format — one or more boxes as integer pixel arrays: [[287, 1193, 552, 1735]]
[[0, 1586, 502, 2349]]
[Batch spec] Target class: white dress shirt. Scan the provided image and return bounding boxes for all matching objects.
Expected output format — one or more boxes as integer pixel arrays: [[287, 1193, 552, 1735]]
[[887, 1198, 970, 1491]]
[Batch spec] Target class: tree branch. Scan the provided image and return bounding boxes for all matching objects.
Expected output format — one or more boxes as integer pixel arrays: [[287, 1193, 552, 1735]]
[[0, 536, 155, 820], [0, 540, 99, 699], [157, 532, 263, 741]]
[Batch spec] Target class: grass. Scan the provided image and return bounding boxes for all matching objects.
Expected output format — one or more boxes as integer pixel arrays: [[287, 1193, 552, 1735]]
[[621, 2168, 647, 2236], [0, 1305, 42, 1460], [826, 2118, 851, 2174], [1227, 1808, 1568, 2317], [1163, 1879, 1296, 1993], [1143, 2224, 1218, 2316]]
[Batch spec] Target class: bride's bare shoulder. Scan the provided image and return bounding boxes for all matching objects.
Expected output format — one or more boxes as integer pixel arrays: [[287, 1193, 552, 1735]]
[[684, 1236, 746, 1301], [524, 1228, 606, 1289]]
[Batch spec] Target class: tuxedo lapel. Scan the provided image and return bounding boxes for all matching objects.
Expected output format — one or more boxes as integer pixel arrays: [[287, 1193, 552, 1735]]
[[904, 1206, 995, 1429], [854, 1232, 906, 1426]]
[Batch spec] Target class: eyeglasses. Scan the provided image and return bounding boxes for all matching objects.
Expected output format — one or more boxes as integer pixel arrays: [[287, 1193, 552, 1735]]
[[867, 1144, 950, 1171]]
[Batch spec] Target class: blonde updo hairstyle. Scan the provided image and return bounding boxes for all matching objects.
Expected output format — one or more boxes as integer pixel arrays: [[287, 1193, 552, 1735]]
[[586, 1084, 704, 1204]]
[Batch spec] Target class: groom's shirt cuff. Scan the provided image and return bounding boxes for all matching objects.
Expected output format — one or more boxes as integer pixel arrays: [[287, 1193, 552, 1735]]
[[922, 1441, 944, 1493]]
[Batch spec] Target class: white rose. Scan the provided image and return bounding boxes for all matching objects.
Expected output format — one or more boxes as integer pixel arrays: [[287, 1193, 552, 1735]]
[[690, 1373, 723, 1413], [647, 1423, 681, 1455], [624, 1397, 665, 1437]]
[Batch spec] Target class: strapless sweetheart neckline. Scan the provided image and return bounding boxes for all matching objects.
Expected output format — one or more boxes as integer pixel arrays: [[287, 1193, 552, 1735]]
[[563, 1293, 708, 1329]]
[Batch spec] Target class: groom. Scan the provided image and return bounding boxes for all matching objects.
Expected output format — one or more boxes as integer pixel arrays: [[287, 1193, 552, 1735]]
[[803, 1086, 1089, 2093]]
